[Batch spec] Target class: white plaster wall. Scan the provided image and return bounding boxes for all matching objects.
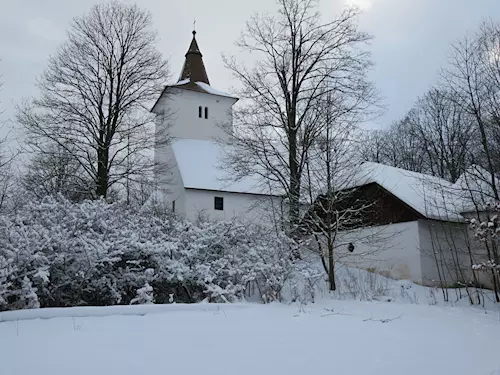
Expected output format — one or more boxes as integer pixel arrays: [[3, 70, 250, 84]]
[[418, 219, 493, 288], [184, 189, 284, 226], [326, 221, 423, 283], [154, 88, 236, 142], [153, 142, 186, 216]]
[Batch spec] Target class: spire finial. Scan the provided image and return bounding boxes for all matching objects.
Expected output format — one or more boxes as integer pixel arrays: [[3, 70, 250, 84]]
[[193, 18, 196, 35]]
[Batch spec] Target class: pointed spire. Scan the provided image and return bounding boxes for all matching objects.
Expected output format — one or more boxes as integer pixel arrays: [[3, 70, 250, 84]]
[[178, 30, 210, 85]]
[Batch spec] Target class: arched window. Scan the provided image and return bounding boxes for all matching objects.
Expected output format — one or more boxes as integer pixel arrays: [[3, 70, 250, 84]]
[[198, 106, 202, 118], [204, 107, 208, 119]]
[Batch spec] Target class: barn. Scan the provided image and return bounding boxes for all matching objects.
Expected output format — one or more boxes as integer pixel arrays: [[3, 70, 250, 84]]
[[299, 162, 488, 287]]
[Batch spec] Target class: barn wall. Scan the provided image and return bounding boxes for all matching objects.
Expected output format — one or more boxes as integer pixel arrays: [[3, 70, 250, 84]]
[[418, 219, 494, 288], [318, 221, 423, 283]]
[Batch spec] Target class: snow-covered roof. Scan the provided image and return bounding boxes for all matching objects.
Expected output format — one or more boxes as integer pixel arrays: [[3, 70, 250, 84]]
[[453, 165, 500, 212], [171, 139, 279, 196], [151, 81, 238, 113], [343, 162, 466, 222], [171, 80, 238, 100]]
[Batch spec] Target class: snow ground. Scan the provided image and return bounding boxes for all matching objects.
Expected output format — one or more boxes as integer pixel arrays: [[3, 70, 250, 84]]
[[1, 265, 499, 375], [1, 298, 499, 375]]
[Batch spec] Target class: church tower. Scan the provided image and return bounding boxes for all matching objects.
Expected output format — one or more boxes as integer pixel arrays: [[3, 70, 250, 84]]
[[151, 30, 238, 142], [149, 29, 279, 224]]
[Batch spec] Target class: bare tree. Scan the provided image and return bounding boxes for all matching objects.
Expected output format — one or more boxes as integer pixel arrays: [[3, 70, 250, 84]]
[[362, 89, 477, 183], [437, 20, 500, 301], [0, 61, 16, 212], [360, 129, 387, 164], [407, 89, 477, 182], [441, 21, 500, 199], [361, 116, 427, 173], [223, 0, 375, 228], [298, 84, 380, 290], [17, 2, 169, 199], [22, 141, 94, 202]]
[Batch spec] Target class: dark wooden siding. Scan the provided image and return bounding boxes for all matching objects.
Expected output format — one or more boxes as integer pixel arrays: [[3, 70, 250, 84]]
[[298, 182, 423, 235]]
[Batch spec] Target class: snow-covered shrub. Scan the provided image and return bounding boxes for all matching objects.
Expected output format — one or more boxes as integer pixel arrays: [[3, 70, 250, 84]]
[[153, 220, 295, 303], [469, 207, 500, 293], [0, 195, 296, 310], [130, 283, 154, 305], [18, 277, 40, 309]]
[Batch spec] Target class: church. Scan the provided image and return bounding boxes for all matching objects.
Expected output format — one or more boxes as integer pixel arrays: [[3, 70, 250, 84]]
[[149, 30, 493, 289], [150, 30, 284, 224]]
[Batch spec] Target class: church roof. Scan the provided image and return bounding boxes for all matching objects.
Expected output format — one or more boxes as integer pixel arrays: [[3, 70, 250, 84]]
[[171, 139, 280, 196], [179, 30, 210, 85], [150, 30, 238, 113], [171, 79, 238, 99]]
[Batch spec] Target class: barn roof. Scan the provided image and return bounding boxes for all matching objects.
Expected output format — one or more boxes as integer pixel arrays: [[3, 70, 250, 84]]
[[340, 162, 468, 222]]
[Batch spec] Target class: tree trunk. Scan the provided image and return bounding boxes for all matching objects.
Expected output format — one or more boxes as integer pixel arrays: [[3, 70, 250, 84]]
[[96, 147, 109, 198], [328, 238, 336, 291], [288, 130, 300, 227]]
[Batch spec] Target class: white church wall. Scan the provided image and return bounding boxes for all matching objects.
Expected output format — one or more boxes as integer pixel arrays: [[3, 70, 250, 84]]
[[316, 221, 423, 283], [153, 142, 187, 216], [155, 88, 236, 142], [184, 189, 284, 226]]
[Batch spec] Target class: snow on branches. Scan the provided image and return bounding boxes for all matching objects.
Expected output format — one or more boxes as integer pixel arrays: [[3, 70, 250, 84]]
[[469, 201, 500, 288], [0, 196, 296, 311]]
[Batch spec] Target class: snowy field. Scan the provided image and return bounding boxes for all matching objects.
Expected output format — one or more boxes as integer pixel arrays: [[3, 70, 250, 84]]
[[1, 297, 500, 375]]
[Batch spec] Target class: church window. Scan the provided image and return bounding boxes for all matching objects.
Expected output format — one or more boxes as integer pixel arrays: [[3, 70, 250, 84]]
[[214, 196, 224, 210], [198, 106, 202, 118], [204, 107, 208, 119]]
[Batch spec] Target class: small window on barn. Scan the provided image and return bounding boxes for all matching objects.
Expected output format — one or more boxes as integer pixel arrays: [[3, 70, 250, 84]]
[[198, 106, 203, 118], [204, 106, 208, 119], [214, 196, 224, 211]]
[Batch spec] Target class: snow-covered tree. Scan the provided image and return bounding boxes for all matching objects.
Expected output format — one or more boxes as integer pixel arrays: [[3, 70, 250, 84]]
[[130, 283, 154, 305], [18, 277, 40, 309]]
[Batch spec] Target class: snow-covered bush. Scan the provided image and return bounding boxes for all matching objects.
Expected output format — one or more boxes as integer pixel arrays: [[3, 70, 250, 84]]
[[18, 277, 40, 309], [130, 283, 154, 305], [469, 206, 500, 293], [0, 195, 295, 311]]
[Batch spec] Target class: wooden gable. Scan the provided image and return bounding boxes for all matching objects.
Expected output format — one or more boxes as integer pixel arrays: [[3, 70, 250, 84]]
[[298, 182, 424, 235]]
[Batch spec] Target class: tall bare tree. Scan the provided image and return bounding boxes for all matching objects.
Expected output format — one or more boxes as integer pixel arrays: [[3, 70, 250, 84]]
[[362, 116, 427, 173], [0, 62, 16, 212], [362, 89, 476, 183], [300, 87, 381, 290], [441, 21, 500, 199], [17, 2, 169, 199], [407, 89, 477, 182], [223, 0, 375, 228]]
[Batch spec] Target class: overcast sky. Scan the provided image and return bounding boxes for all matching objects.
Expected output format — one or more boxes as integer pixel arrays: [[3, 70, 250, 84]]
[[1, 0, 499, 136]]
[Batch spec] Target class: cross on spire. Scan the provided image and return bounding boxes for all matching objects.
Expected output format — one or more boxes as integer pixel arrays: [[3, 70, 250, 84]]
[[193, 18, 196, 33]]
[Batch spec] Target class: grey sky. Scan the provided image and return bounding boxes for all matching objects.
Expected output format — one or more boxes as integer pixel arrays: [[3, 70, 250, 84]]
[[1, 0, 499, 136]]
